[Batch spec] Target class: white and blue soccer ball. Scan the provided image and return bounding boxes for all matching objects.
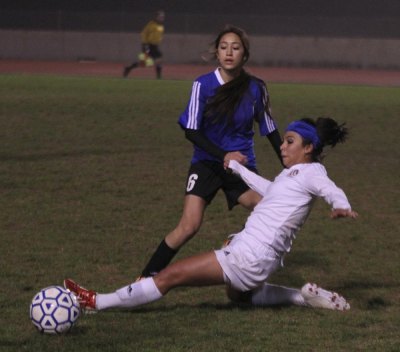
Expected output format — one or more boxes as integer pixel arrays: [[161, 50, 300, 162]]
[[30, 285, 80, 334]]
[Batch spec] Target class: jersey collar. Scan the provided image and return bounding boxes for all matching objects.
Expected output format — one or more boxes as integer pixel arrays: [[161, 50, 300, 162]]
[[214, 68, 225, 86]]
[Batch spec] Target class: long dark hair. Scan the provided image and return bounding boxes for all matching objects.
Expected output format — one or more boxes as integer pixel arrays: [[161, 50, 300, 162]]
[[300, 117, 348, 162], [203, 25, 267, 125]]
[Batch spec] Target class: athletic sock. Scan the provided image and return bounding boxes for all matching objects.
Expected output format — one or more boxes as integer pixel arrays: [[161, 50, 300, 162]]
[[96, 278, 162, 310], [156, 65, 162, 79], [141, 239, 177, 277], [127, 62, 138, 70], [251, 283, 306, 307]]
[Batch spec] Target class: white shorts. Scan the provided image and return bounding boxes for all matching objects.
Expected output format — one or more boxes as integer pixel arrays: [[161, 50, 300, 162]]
[[215, 232, 282, 292]]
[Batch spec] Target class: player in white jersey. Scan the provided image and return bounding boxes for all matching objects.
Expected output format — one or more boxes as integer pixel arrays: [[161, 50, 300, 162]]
[[65, 117, 358, 313]]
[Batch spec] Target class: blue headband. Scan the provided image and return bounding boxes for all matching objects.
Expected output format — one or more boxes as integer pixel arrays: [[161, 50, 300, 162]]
[[286, 121, 321, 148]]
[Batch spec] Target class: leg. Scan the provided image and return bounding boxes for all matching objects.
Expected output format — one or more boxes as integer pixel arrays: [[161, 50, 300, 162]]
[[123, 251, 224, 308], [249, 283, 305, 306], [226, 282, 350, 311], [66, 251, 224, 310], [226, 284, 304, 306], [123, 62, 139, 78], [154, 56, 162, 79], [140, 195, 206, 277], [154, 251, 225, 294], [165, 195, 206, 249]]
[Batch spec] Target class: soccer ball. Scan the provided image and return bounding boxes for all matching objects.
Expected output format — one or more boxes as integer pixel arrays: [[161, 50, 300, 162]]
[[30, 285, 80, 334]]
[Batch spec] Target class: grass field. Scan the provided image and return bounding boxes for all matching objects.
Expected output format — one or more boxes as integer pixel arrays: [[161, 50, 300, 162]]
[[0, 74, 399, 351]]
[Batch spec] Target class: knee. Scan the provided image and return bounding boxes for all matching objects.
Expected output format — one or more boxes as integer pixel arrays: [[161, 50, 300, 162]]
[[153, 273, 169, 295], [154, 266, 182, 295], [180, 222, 200, 238], [165, 215, 202, 248], [175, 219, 201, 241]]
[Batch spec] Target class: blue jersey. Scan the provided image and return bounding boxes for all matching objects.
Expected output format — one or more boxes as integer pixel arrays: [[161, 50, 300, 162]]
[[178, 69, 277, 168]]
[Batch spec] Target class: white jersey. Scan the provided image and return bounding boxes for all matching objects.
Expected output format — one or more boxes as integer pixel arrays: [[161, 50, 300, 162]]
[[229, 160, 352, 254]]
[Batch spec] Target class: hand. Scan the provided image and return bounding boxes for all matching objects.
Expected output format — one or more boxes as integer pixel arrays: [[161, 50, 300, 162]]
[[330, 209, 359, 219], [142, 44, 150, 54], [223, 151, 248, 169]]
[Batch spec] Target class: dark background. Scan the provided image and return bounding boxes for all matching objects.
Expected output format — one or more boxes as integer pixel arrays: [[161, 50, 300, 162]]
[[1, 0, 400, 38]]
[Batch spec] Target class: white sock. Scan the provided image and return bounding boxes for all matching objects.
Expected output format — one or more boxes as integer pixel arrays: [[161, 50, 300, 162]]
[[251, 283, 306, 307], [96, 278, 163, 310]]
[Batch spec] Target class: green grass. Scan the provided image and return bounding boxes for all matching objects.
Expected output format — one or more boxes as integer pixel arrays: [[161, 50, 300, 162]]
[[0, 74, 399, 351]]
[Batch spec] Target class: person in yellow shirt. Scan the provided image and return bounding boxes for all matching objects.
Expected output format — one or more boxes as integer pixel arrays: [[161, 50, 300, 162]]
[[123, 10, 165, 79]]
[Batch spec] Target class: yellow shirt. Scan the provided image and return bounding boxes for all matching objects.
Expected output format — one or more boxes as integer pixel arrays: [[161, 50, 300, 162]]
[[140, 20, 164, 45]]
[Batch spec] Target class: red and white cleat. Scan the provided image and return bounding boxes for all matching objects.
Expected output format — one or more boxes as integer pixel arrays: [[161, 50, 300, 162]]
[[64, 278, 97, 312], [301, 283, 350, 311]]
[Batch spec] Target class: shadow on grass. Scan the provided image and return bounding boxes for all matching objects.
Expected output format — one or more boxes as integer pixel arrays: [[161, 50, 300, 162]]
[[342, 278, 398, 310], [100, 301, 295, 316], [342, 279, 398, 290], [284, 250, 330, 267]]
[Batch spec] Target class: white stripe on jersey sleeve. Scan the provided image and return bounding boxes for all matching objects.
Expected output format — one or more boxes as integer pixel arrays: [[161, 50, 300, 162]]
[[264, 111, 276, 132], [261, 85, 276, 132], [188, 81, 201, 129]]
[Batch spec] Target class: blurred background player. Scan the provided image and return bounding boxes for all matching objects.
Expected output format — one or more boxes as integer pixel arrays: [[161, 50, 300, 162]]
[[123, 10, 165, 79]]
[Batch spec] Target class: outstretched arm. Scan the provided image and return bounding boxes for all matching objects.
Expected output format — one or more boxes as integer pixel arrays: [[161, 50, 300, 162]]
[[228, 160, 271, 196], [304, 165, 358, 220]]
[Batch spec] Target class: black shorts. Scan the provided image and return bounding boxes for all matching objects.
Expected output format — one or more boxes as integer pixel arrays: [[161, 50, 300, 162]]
[[142, 44, 162, 59], [184, 160, 258, 210]]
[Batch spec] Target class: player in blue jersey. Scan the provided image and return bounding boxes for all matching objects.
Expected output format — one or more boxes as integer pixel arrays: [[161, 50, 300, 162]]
[[139, 25, 283, 278]]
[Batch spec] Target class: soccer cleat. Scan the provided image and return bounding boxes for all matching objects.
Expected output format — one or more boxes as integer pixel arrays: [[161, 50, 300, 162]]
[[64, 279, 97, 312], [301, 283, 350, 311]]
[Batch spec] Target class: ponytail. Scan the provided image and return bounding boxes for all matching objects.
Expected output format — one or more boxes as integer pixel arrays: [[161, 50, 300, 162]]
[[299, 117, 348, 162]]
